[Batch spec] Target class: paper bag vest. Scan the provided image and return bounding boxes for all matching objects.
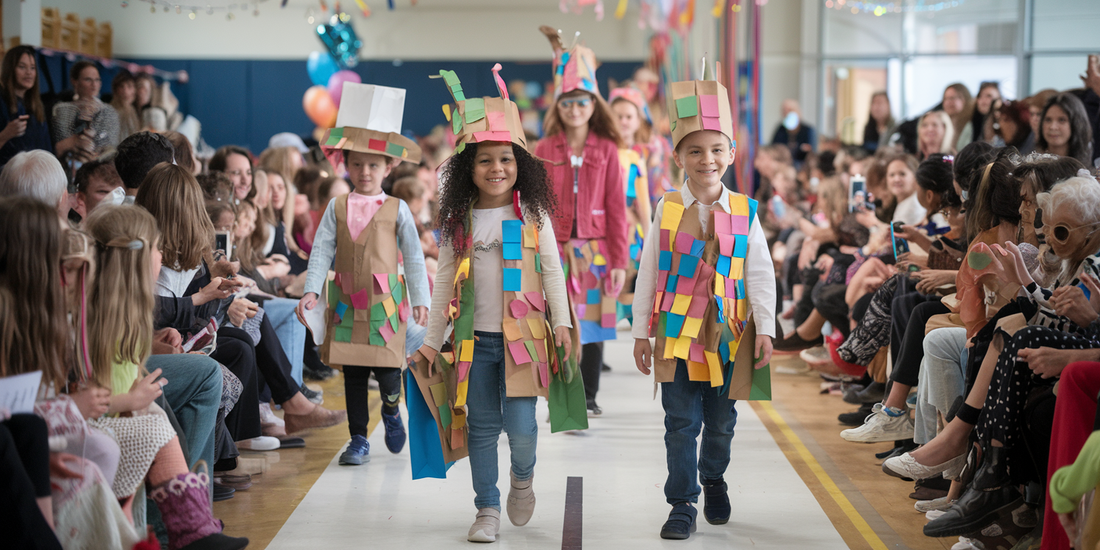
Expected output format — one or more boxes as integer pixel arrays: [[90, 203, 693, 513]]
[[648, 191, 758, 384], [320, 194, 409, 369]]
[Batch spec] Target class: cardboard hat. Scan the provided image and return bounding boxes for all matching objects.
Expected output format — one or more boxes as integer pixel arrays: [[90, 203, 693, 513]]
[[434, 65, 528, 156], [609, 86, 652, 125], [667, 79, 735, 151], [320, 83, 422, 164], [540, 26, 600, 98]]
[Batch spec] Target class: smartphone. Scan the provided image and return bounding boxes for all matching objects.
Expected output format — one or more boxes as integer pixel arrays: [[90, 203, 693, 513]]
[[891, 222, 910, 259], [214, 231, 232, 261], [849, 175, 866, 213]]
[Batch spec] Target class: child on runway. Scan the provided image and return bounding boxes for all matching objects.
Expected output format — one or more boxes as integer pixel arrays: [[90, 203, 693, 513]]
[[414, 66, 573, 543], [632, 74, 776, 540], [296, 83, 431, 465]]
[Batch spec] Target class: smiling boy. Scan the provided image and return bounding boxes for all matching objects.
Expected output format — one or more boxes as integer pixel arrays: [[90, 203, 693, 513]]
[[632, 77, 776, 540]]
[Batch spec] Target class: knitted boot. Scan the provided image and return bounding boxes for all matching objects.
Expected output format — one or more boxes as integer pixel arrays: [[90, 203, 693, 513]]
[[150, 464, 249, 550]]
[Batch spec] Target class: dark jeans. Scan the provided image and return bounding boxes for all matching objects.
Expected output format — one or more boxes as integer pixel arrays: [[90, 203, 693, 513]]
[[212, 329, 261, 443], [662, 359, 738, 506], [344, 366, 401, 438], [0, 416, 61, 549], [244, 317, 302, 404], [889, 299, 949, 387], [580, 342, 603, 406]]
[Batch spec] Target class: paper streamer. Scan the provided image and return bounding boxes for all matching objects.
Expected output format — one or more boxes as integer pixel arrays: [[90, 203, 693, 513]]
[[491, 63, 510, 101]]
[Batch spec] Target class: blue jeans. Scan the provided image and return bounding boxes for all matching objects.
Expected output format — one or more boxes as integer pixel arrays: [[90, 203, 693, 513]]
[[146, 353, 222, 470], [467, 331, 538, 511], [661, 359, 738, 506], [406, 321, 426, 358], [263, 297, 305, 386]]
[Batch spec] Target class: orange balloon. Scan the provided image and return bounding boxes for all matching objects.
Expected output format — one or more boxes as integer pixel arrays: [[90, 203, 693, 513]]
[[303, 85, 338, 128]]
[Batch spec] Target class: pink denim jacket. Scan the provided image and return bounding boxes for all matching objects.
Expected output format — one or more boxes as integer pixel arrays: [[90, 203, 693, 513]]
[[534, 132, 628, 270]]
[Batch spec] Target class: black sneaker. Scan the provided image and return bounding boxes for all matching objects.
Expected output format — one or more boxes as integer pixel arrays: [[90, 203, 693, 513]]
[[587, 403, 602, 417], [701, 477, 731, 525], [304, 364, 338, 381], [660, 503, 698, 540], [300, 386, 323, 405], [601, 362, 612, 372], [838, 403, 873, 426]]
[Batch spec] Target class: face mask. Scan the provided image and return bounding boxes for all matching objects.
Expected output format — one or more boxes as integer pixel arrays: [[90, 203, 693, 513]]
[[108, 186, 126, 207], [783, 112, 800, 131]]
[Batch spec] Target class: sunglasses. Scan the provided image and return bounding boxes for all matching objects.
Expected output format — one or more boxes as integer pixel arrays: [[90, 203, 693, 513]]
[[558, 98, 592, 109], [1039, 210, 1100, 244]]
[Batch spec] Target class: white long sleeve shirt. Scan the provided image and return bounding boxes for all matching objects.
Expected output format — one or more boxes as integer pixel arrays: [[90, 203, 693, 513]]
[[631, 184, 777, 339], [424, 206, 571, 352]]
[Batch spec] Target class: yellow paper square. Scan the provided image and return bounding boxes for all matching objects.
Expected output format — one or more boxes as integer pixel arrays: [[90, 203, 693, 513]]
[[502, 319, 523, 341], [661, 201, 685, 231], [451, 409, 466, 429], [662, 339, 676, 359], [704, 350, 723, 387], [673, 335, 692, 359], [456, 257, 471, 280], [459, 340, 475, 362], [429, 383, 447, 406], [523, 225, 537, 248], [737, 298, 748, 319], [670, 294, 691, 315], [527, 318, 545, 339], [687, 360, 709, 381], [730, 194, 750, 216], [455, 381, 468, 408], [714, 273, 724, 296], [729, 257, 745, 279], [727, 336, 741, 363], [382, 297, 396, 317], [681, 316, 703, 339]]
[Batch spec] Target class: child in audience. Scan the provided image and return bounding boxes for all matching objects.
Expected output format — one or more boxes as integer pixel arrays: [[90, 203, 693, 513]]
[[85, 204, 248, 550], [632, 76, 776, 540], [296, 83, 430, 465], [413, 67, 572, 543]]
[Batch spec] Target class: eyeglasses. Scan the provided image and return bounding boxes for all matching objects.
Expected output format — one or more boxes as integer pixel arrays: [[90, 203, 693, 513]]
[[558, 98, 592, 110]]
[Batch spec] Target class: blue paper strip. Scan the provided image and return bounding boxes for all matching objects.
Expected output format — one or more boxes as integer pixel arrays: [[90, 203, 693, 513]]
[[677, 254, 700, 278], [659, 250, 672, 271], [502, 242, 522, 260], [502, 220, 523, 243], [503, 268, 522, 291], [733, 235, 748, 258], [665, 313, 685, 338]]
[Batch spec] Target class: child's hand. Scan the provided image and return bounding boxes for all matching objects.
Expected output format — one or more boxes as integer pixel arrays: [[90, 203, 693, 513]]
[[297, 293, 318, 324], [69, 384, 111, 420], [634, 338, 653, 375], [554, 326, 572, 362], [413, 306, 429, 327], [126, 368, 166, 412], [754, 335, 773, 370], [607, 268, 626, 297]]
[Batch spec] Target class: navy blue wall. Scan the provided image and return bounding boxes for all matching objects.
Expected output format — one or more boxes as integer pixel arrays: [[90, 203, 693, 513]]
[[38, 55, 643, 153]]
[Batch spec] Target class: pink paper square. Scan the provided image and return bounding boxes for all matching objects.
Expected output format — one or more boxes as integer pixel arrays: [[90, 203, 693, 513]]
[[660, 229, 671, 249], [601, 312, 616, 328], [457, 361, 472, 382], [701, 116, 721, 131], [700, 95, 719, 117], [713, 212, 732, 235], [730, 215, 749, 234], [509, 299, 529, 319], [535, 341, 547, 362], [487, 111, 506, 132], [398, 300, 410, 322], [676, 275, 695, 295], [660, 291, 676, 312], [473, 130, 513, 142], [689, 342, 706, 363], [373, 273, 390, 294], [719, 234, 735, 256], [508, 341, 532, 364], [675, 232, 695, 254], [379, 321, 396, 342], [657, 270, 669, 289], [350, 289, 371, 309], [576, 304, 587, 318], [687, 296, 708, 318], [538, 362, 549, 388], [725, 278, 737, 298], [524, 292, 545, 312]]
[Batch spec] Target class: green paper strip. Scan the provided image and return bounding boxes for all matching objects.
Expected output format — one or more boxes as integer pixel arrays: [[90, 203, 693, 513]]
[[389, 312, 398, 331], [524, 341, 538, 363], [749, 363, 772, 400], [439, 405, 452, 428], [392, 281, 405, 304], [325, 127, 344, 146], [452, 114, 462, 136], [339, 308, 355, 328], [676, 96, 698, 118], [464, 98, 485, 123], [535, 253, 542, 273], [327, 280, 341, 309], [441, 70, 460, 87], [385, 142, 405, 157]]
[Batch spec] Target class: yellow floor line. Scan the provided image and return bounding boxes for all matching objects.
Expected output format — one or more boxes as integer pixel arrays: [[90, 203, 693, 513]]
[[758, 401, 889, 550]]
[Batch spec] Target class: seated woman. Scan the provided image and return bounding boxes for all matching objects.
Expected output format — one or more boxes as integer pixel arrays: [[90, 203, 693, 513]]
[[50, 61, 120, 162], [0, 46, 92, 166], [84, 204, 247, 549]]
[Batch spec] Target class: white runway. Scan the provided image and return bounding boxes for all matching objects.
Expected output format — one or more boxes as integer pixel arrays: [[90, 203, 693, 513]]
[[267, 339, 849, 549]]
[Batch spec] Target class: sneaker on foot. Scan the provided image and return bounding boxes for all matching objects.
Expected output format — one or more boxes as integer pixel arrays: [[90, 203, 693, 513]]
[[339, 435, 370, 465], [506, 470, 536, 526], [701, 477, 730, 525], [839, 403, 874, 426], [587, 403, 602, 417], [381, 409, 407, 454], [300, 385, 324, 405], [840, 403, 914, 443], [468, 508, 501, 542], [660, 503, 698, 540]]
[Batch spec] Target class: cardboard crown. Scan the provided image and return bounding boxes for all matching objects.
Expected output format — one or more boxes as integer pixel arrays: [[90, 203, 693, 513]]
[[541, 26, 600, 98], [320, 82, 422, 164], [434, 65, 528, 156], [667, 79, 735, 151]]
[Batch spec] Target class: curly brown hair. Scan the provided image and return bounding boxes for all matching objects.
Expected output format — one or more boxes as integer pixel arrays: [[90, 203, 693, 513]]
[[437, 143, 556, 258]]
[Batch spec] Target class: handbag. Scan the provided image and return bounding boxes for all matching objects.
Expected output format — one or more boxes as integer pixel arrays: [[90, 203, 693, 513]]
[[547, 339, 589, 433]]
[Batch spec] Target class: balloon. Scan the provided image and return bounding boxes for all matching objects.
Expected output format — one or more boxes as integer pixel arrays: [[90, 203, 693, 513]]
[[307, 51, 339, 87], [303, 85, 338, 128], [317, 15, 363, 70], [327, 70, 361, 107]]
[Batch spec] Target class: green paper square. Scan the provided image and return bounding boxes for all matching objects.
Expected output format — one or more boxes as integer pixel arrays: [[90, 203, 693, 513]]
[[464, 98, 485, 123], [334, 326, 353, 343], [385, 142, 405, 157], [392, 281, 404, 304], [535, 253, 542, 273], [389, 313, 398, 331], [325, 127, 344, 146], [369, 328, 384, 346], [389, 274, 397, 289], [657, 311, 667, 337], [454, 90, 466, 102], [439, 405, 452, 428], [749, 363, 772, 400], [441, 70, 460, 87], [524, 341, 538, 363], [453, 282, 475, 341], [676, 96, 698, 118], [327, 280, 340, 309], [339, 308, 355, 328], [371, 302, 387, 321], [452, 114, 462, 136]]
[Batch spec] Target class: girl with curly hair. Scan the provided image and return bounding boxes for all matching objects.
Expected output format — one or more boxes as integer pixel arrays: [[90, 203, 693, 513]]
[[413, 68, 574, 543], [534, 28, 628, 416]]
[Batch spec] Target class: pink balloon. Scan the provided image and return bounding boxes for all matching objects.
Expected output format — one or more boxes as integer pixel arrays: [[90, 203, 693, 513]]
[[327, 70, 361, 107]]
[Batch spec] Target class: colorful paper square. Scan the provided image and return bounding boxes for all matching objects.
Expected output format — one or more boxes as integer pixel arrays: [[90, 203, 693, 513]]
[[374, 273, 391, 294], [665, 274, 678, 293], [503, 268, 522, 291], [487, 111, 506, 132], [671, 294, 691, 315], [508, 341, 532, 364], [676, 274, 695, 295], [674, 336, 692, 360], [731, 215, 750, 234], [524, 292, 545, 312], [661, 202, 685, 231], [601, 312, 616, 328], [459, 340, 475, 362], [675, 232, 695, 254], [690, 238, 705, 257], [350, 289, 370, 309], [700, 94, 720, 117], [730, 257, 745, 279], [677, 254, 700, 278], [701, 116, 721, 131], [681, 316, 703, 339], [713, 212, 732, 234], [502, 220, 523, 243], [658, 250, 673, 271], [368, 138, 388, 152], [385, 142, 406, 157], [664, 313, 685, 337], [716, 255, 731, 278], [503, 242, 522, 260], [718, 234, 735, 256], [334, 326, 353, 342], [675, 95, 698, 118], [733, 235, 748, 258], [660, 291, 676, 312]]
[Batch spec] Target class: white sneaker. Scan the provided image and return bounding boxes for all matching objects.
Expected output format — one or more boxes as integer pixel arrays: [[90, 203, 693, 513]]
[[259, 402, 284, 428], [237, 436, 280, 451], [468, 508, 500, 543], [883, 451, 966, 480], [915, 497, 954, 513], [840, 403, 914, 443], [506, 470, 536, 526], [951, 537, 978, 550], [926, 509, 948, 521]]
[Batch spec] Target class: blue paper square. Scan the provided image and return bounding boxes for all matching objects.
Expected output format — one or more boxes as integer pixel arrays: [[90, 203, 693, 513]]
[[586, 289, 600, 304], [502, 242, 522, 260], [573, 246, 583, 258], [335, 301, 349, 317], [502, 220, 523, 243], [665, 313, 685, 338], [678, 254, 700, 278], [715, 297, 725, 323], [736, 278, 746, 299], [503, 268, 522, 291], [659, 250, 672, 271], [690, 238, 705, 257], [665, 274, 678, 293], [716, 255, 731, 278], [733, 235, 748, 258]]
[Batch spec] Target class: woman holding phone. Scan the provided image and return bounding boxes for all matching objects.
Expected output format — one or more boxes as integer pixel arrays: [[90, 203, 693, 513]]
[[0, 46, 92, 166]]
